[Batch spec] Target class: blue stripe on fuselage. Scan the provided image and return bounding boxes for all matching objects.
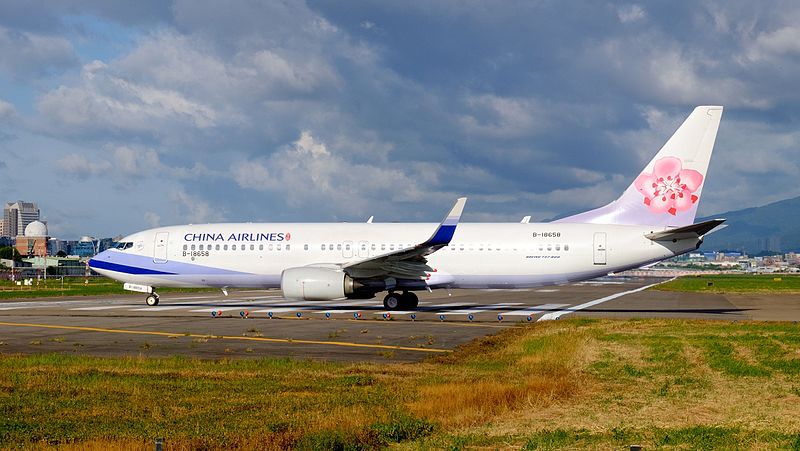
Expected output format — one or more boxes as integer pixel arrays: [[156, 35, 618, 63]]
[[88, 258, 175, 275]]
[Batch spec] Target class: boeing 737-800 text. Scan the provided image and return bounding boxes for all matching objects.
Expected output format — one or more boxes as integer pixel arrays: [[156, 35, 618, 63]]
[[90, 106, 725, 310]]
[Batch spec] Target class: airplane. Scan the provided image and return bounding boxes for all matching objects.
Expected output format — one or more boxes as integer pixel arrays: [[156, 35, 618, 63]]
[[89, 105, 725, 310]]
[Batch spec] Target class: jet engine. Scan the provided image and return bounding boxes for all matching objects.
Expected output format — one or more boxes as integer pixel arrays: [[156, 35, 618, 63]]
[[281, 267, 378, 301]]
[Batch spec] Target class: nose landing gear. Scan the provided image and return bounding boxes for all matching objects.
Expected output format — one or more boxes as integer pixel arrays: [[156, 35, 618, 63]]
[[145, 292, 160, 306]]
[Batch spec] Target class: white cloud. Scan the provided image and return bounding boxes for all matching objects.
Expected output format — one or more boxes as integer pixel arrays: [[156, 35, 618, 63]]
[[0, 99, 16, 118], [231, 131, 438, 214], [37, 59, 224, 135], [112, 146, 162, 176], [0, 25, 78, 79], [745, 26, 800, 62], [143, 211, 161, 228], [55, 153, 113, 178], [169, 189, 224, 224], [458, 95, 548, 138], [617, 5, 646, 24]]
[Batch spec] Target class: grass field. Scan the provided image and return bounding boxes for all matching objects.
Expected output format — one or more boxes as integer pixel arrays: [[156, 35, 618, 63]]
[[0, 278, 212, 300], [654, 274, 800, 293], [2, 319, 800, 449]]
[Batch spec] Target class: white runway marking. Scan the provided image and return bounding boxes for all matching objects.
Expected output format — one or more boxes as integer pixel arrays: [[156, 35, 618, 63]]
[[129, 306, 196, 311], [535, 289, 559, 293], [70, 305, 137, 311], [503, 303, 568, 316], [428, 302, 477, 309], [0, 306, 29, 310], [447, 303, 524, 314], [251, 307, 310, 314], [189, 307, 249, 313], [539, 279, 674, 321], [165, 295, 218, 301]]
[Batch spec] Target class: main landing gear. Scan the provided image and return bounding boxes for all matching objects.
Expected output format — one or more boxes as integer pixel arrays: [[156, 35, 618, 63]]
[[145, 292, 160, 306], [383, 291, 419, 310]]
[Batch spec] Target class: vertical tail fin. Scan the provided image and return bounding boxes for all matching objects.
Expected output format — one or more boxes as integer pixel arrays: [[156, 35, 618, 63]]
[[556, 105, 723, 227]]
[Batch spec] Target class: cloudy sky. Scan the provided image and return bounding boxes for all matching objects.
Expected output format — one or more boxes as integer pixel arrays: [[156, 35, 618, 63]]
[[1, 1, 799, 239]]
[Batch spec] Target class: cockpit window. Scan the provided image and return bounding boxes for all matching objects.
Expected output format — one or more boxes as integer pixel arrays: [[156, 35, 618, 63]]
[[115, 242, 133, 250]]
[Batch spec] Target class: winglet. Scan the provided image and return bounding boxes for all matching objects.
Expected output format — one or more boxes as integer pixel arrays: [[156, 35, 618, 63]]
[[423, 197, 467, 246]]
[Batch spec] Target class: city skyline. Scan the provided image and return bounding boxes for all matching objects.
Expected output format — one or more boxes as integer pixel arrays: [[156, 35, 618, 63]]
[[2, 2, 800, 238]]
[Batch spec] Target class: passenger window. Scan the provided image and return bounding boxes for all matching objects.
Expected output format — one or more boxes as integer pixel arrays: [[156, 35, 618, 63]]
[[564, 244, 569, 251], [277, 244, 282, 250], [556, 244, 561, 251], [242, 245, 246, 252], [250, 244, 255, 251], [232, 245, 237, 250], [304, 244, 308, 251], [191, 244, 196, 251], [286, 244, 290, 251], [216, 244, 220, 251], [183, 244, 187, 251], [224, 244, 228, 250], [547, 244, 552, 251], [199, 244, 204, 251], [539, 244, 543, 251], [269, 244, 274, 251], [381, 244, 385, 250], [371, 244, 375, 250], [337, 244, 341, 251], [390, 244, 395, 250], [346, 244, 351, 250], [321, 244, 325, 250]]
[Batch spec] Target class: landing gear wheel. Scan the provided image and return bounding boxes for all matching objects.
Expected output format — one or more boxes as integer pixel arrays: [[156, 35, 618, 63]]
[[401, 291, 419, 309], [383, 292, 401, 310], [145, 294, 159, 306]]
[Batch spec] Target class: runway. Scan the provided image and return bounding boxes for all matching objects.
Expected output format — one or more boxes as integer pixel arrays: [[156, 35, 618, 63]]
[[1, 276, 798, 362]]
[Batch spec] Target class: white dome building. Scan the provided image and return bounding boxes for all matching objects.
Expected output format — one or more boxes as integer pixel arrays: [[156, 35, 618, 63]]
[[24, 220, 48, 237], [17, 220, 49, 257]]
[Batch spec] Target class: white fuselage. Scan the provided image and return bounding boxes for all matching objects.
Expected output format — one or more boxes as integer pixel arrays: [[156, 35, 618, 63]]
[[89, 222, 696, 290]]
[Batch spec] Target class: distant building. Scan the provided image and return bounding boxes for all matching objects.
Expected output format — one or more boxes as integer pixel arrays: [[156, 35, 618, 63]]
[[3, 201, 40, 237], [15, 220, 49, 257], [48, 238, 67, 256]]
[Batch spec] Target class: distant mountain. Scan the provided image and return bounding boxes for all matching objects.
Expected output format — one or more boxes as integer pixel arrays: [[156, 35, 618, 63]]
[[698, 196, 800, 254]]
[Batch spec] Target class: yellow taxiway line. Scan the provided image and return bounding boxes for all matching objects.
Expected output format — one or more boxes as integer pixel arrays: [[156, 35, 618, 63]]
[[0, 321, 449, 353]]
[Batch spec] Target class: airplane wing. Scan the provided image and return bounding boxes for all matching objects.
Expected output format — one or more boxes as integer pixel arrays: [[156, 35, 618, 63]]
[[342, 197, 467, 280], [645, 219, 726, 241]]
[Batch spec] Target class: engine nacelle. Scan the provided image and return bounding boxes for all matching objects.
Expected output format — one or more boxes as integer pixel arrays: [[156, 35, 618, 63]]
[[281, 267, 358, 301]]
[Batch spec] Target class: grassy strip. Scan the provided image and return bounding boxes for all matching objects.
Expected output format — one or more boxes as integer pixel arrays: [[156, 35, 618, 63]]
[[653, 274, 800, 293], [2, 319, 800, 449], [0, 278, 213, 299]]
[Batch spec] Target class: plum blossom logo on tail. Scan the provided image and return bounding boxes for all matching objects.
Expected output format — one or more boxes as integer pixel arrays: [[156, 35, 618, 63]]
[[634, 156, 703, 216]]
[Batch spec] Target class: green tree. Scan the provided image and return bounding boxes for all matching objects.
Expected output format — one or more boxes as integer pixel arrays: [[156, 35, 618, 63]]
[[0, 246, 22, 262]]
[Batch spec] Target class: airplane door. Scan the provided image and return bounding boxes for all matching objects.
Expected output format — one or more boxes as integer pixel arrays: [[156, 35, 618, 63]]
[[154, 232, 169, 264], [343, 240, 353, 258], [593, 232, 606, 265], [358, 241, 369, 258]]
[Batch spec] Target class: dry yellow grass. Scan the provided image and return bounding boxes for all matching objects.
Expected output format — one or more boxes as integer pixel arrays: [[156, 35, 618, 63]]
[[4, 319, 800, 449]]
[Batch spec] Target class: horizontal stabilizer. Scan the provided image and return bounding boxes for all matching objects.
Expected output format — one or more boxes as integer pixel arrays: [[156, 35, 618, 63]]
[[645, 219, 726, 241]]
